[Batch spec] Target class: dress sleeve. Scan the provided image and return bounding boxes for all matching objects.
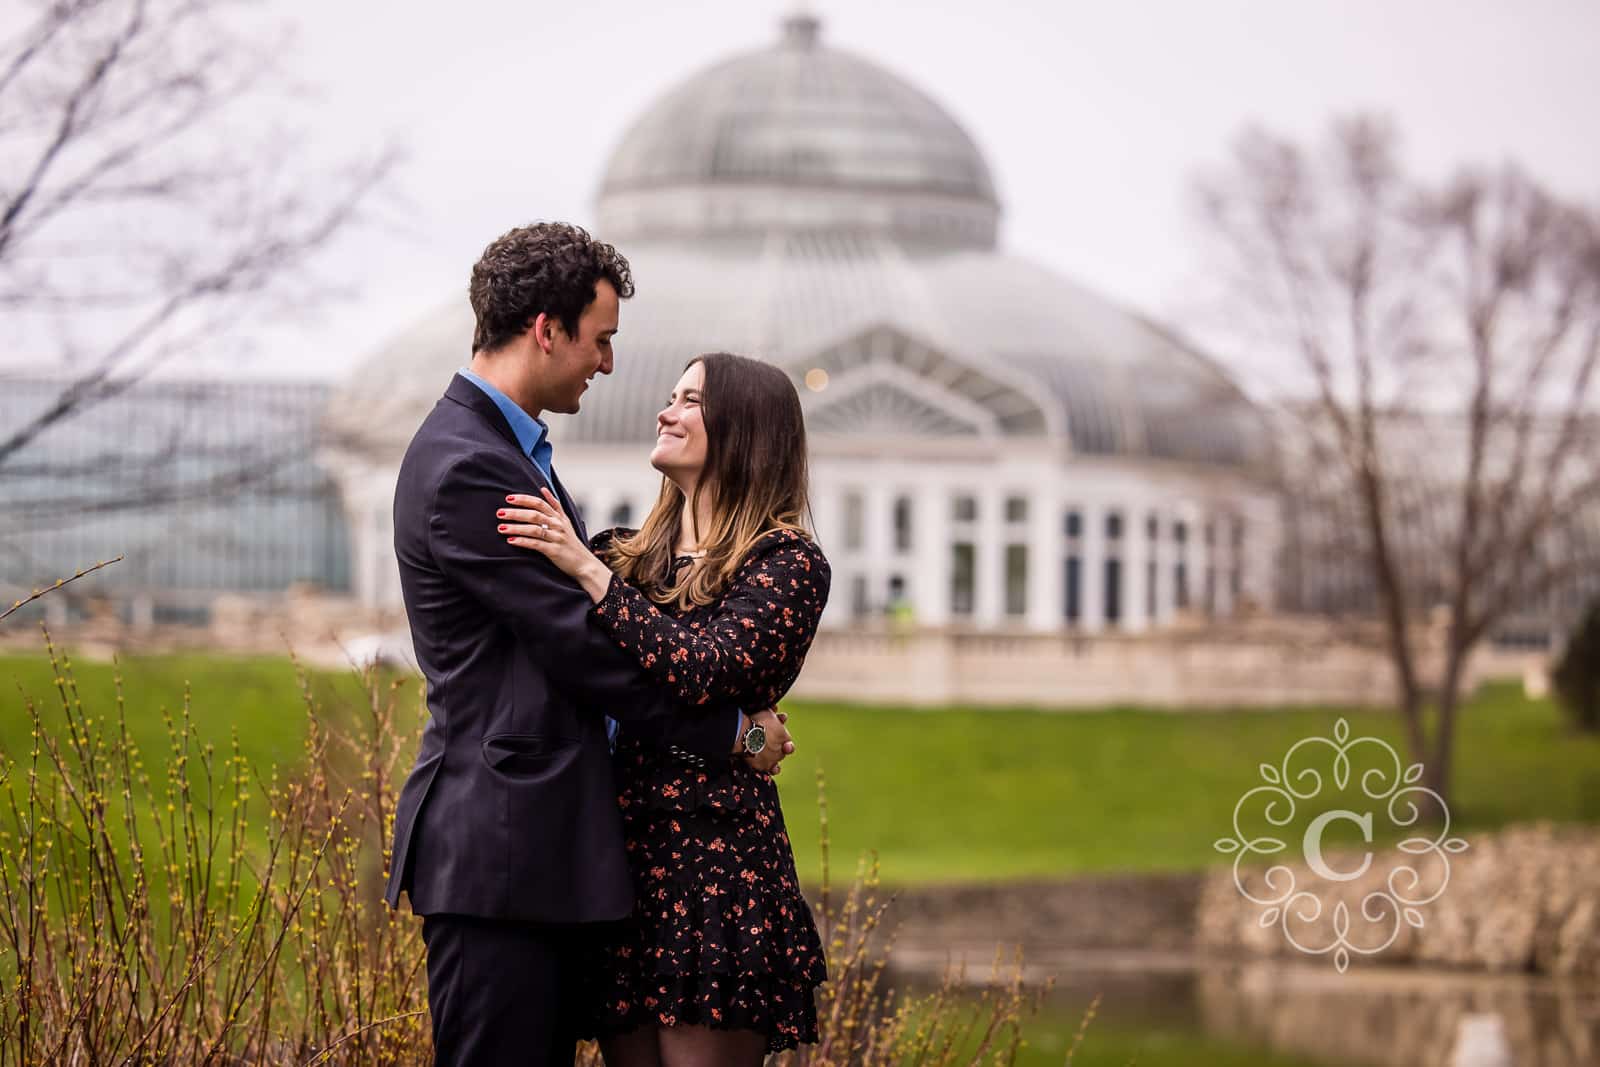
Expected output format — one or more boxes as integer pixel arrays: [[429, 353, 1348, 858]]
[[589, 530, 832, 709]]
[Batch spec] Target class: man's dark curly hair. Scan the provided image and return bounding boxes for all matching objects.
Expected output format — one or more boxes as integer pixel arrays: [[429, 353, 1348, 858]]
[[468, 222, 635, 354]]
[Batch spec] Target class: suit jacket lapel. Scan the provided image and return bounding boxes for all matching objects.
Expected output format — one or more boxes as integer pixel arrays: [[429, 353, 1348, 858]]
[[548, 467, 587, 543], [444, 370, 552, 480], [443, 374, 585, 536], [444, 373, 528, 457]]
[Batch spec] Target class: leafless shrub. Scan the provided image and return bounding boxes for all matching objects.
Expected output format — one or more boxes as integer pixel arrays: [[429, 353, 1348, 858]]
[[1, 629, 1067, 1065]]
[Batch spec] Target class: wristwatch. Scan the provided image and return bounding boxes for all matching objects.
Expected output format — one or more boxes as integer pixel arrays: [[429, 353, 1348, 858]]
[[741, 721, 768, 757]]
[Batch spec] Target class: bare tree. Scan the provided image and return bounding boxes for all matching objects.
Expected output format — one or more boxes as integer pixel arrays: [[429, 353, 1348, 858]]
[[0, 0, 394, 472], [1195, 116, 1600, 810]]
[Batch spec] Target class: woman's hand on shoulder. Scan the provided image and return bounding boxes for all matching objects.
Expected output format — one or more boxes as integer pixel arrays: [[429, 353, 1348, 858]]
[[497, 488, 614, 601]]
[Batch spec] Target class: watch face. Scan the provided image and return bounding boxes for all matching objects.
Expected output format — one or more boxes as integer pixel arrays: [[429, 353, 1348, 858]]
[[745, 724, 767, 754]]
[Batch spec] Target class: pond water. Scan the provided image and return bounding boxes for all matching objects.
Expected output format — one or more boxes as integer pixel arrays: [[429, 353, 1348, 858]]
[[896, 951, 1600, 1067]]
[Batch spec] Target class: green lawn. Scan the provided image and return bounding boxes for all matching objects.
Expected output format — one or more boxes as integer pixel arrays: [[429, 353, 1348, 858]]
[[4, 651, 1595, 888], [0, 651, 361, 786], [771, 684, 1600, 884]]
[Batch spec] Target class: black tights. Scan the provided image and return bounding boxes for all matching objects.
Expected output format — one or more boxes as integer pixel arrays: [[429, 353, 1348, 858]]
[[600, 1023, 768, 1067]]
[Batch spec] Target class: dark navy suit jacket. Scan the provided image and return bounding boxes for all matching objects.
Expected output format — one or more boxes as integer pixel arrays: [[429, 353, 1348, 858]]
[[383, 374, 728, 922]]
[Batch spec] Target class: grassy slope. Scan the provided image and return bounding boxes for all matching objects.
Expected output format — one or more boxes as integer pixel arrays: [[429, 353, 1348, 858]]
[[4, 652, 1595, 887], [0, 651, 358, 784], [770, 683, 1600, 884]]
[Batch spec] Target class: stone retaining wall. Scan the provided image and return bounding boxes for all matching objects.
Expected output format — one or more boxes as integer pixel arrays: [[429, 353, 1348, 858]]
[[793, 620, 1541, 709], [873, 824, 1599, 979], [865, 871, 1202, 958], [1195, 823, 1600, 978]]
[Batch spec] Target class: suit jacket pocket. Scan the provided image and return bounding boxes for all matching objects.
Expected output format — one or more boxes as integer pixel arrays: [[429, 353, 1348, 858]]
[[481, 733, 578, 776]]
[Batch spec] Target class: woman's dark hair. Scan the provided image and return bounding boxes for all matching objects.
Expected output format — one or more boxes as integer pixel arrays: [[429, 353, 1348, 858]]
[[468, 222, 634, 353], [607, 353, 813, 609]]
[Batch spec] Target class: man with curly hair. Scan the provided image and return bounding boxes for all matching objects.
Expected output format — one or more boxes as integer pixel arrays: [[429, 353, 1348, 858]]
[[383, 223, 793, 1065]]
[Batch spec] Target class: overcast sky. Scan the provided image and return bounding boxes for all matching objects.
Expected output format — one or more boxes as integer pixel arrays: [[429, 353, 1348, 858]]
[[228, 0, 1600, 379]]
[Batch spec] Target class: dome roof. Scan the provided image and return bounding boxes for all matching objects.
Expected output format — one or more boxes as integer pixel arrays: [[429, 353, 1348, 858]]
[[596, 14, 1001, 250], [328, 16, 1268, 472], [334, 233, 1270, 470]]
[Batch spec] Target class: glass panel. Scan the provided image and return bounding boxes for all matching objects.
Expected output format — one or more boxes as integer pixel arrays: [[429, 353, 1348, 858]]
[[850, 574, 870, 619], [844, 492, 864, 550], [1005, 544, 1027, 616], [1105, 557, 1122, 625], [894, 495, 913, 552], [951, 543, 976, 616]]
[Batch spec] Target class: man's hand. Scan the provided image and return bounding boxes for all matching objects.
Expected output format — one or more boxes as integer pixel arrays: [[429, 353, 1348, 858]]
[[735, 707, 795, 775]]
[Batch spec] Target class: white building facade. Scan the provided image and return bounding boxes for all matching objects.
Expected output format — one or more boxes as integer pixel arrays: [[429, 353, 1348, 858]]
[[327, 14, 1279, 635]]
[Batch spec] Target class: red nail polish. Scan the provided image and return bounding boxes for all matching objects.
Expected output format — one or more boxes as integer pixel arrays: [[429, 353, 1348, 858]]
[[497, 509, 506, 517], [498, 525, 507, 532], [505, 495, 515, 502]]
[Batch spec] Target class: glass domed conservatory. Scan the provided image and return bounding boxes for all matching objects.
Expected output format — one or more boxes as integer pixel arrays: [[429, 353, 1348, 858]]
[[327, 14, 1278, 633]]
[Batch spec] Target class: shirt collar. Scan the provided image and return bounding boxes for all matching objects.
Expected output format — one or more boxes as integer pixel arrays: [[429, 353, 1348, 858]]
[[458, 368, 549, 460]]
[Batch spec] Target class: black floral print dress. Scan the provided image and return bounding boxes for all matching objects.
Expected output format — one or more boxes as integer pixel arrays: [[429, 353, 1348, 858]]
[[582, 527, 832, 1053]]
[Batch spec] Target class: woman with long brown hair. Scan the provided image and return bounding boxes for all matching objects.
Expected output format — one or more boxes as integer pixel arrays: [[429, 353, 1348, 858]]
[[493, 352, 830, 1066]]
